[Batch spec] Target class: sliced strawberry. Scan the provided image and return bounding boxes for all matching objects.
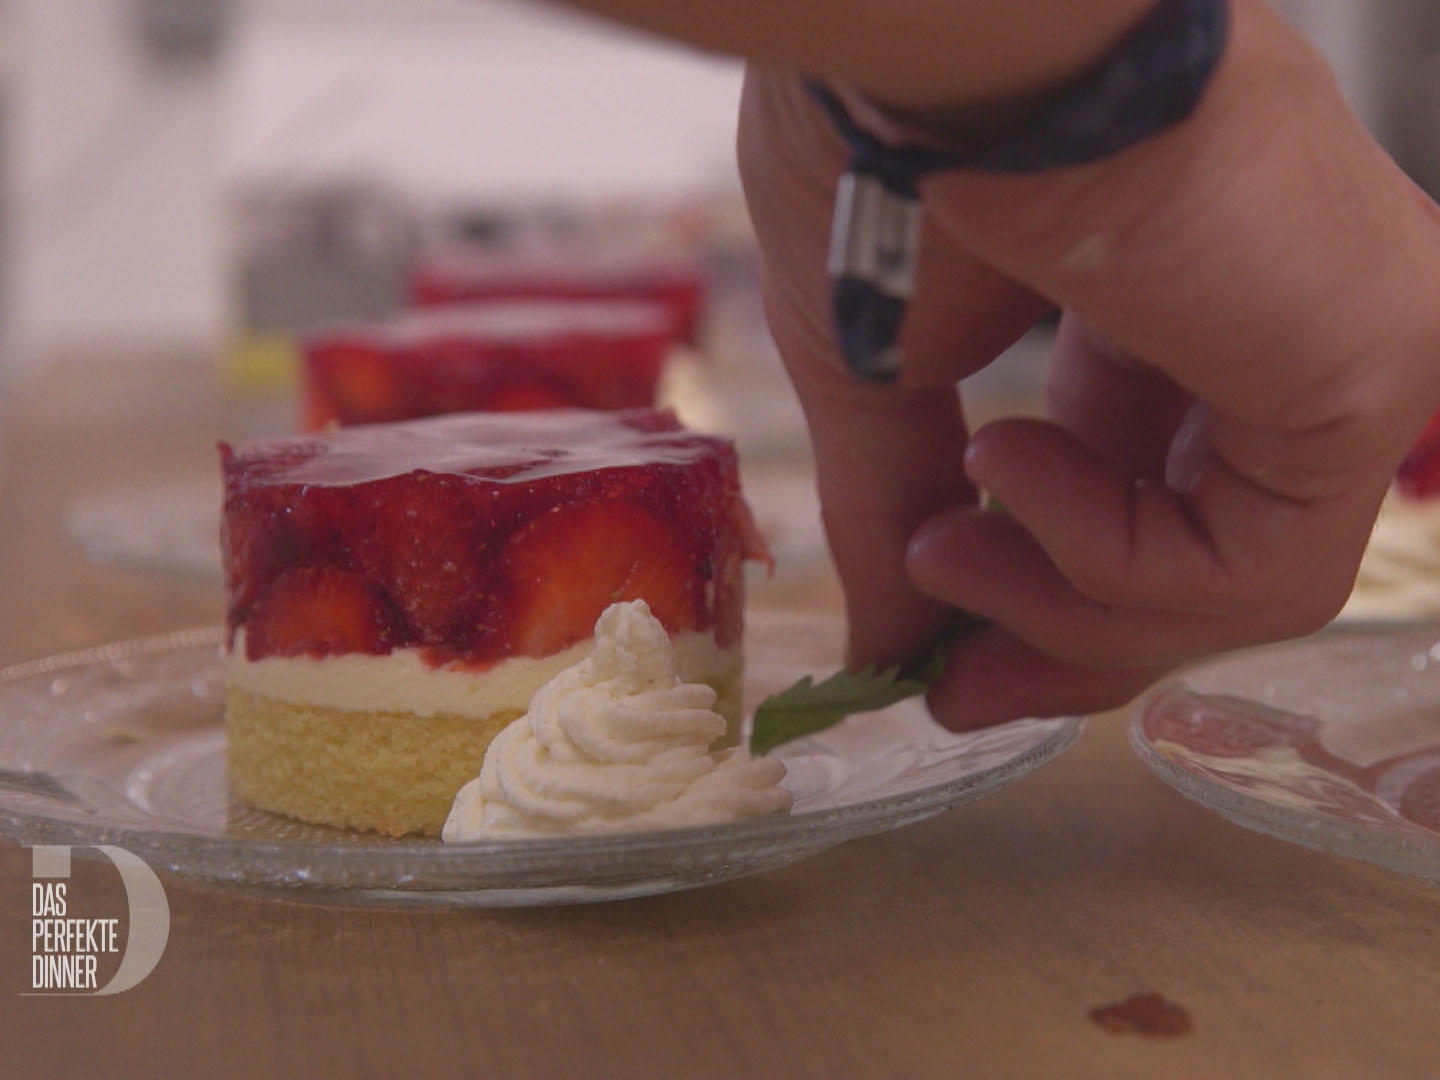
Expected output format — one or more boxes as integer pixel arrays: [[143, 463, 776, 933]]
[[367, 477, 488, 644], [300, 384, 343, 431], [499, 498, 699, 658], [221, 495, 272, 620], [245, 566, 404, 659], [222, 489, 318, 623], [306, 346, 399, 425]]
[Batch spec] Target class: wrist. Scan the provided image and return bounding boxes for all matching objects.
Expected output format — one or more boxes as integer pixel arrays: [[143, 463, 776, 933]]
[[806, 0, 1231, 380], [828, 0, 1232, 171], [840, 0, 1164, 114]]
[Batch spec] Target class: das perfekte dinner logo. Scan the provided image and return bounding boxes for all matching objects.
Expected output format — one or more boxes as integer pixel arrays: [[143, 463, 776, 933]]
[[25, 844, 169, 995]]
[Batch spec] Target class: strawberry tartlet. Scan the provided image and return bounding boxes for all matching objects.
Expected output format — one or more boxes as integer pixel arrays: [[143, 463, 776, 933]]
[[220, 409, 765, 835], [300, 299, 675, 429], [409, 246, 705, 345]]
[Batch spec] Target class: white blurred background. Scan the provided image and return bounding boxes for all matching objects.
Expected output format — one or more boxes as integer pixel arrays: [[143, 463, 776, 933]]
[[0, 0, 1436, 373], [0, 0, 745, 372]]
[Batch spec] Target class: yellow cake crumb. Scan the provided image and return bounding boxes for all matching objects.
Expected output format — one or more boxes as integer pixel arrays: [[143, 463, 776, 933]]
[[225, 690, 521, 836]]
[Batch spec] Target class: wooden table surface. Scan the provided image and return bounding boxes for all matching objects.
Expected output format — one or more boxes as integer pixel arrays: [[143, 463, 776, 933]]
[[2, 355, 1437, 1079]]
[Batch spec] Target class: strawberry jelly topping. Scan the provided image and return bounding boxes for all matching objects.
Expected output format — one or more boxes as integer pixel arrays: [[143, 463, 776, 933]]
[[312, 299, 671, 348], [299, 302, 674, 427], [220, 409, 755, 664], [226, 409, 722, 488]]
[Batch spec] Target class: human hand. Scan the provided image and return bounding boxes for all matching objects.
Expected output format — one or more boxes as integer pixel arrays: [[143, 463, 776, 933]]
[[738, 0, 1440, 727]]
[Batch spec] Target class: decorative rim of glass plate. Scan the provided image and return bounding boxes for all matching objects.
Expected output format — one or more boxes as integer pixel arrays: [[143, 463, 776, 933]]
[[0, 621, 1081, 906], [1130, 623, 1440, 883]]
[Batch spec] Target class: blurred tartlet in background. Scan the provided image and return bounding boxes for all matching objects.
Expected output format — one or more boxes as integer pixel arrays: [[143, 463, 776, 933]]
[[218, 184, 761, 432], [299, 299, 677, 428], [1343, 410, 1440, 621]]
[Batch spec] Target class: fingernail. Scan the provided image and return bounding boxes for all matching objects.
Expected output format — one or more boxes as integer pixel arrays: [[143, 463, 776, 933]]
[[906, 508, 970, 585], [1165, 403, 1209, 494], [962, 437, 989, 484]]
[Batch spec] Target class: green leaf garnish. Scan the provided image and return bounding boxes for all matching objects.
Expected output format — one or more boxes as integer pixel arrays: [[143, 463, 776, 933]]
[[749, 613, 985, 755]]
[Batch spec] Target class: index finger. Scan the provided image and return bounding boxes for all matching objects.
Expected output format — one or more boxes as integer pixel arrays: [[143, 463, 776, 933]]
[[738, 66, 1049, 668]]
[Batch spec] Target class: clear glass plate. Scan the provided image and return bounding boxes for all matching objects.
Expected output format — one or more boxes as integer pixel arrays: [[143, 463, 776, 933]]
[[0, 616, 1080, 907], [1130, 624, 1440, 882]]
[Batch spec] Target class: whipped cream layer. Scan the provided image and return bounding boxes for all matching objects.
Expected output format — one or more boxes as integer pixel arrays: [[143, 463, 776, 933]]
[[1344, 491, 1440, 620], [443, 600, 790, 840], [225, 627, 739, 721]]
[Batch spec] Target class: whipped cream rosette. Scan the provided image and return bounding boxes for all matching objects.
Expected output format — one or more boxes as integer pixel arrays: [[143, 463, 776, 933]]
[[444, 601, 791, 840]]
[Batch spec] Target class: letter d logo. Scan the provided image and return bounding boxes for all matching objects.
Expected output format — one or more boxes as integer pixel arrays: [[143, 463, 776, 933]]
[[30, 845, 170, 995]]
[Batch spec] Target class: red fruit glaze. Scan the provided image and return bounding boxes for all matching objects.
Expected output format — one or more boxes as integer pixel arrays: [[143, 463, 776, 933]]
[[245, 566, 405, 660], [500, 499, 700, 658], [220, 409, 764, 665], [301, 300, 673, 429], [1396, 407, 1440, 498]]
